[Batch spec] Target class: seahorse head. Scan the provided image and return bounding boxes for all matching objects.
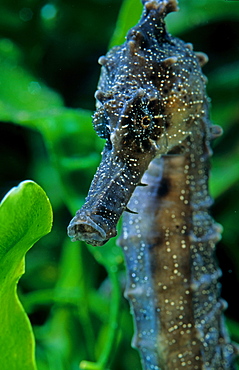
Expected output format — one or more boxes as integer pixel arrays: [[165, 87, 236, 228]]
[[93, 0, 205, 156], [67, 0, 207, 246]]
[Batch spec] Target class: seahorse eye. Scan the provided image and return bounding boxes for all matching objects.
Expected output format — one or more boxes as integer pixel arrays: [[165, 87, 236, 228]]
[[141, 115, 151, 129]]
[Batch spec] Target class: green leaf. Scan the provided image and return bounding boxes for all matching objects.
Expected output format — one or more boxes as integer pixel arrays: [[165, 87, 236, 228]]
[[0, 181, 53, 370], [33, 239, 95, 369], [166, 0, 239, 35], [0, 39, 62, 124], [85, 238, 123, 370], [109, 0, 142, 48], [210, 150, 239, 199]]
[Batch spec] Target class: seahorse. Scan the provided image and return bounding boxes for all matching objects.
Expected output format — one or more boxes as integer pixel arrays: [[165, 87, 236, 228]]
[[67, 0, 238, 368]]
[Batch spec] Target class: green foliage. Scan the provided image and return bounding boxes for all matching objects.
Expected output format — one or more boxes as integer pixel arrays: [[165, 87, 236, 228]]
[[0, 181, 52, 370], [0, 0, 239, 369], [109, 0, 142, 48]]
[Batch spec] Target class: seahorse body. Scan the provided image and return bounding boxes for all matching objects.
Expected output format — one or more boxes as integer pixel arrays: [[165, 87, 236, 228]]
[[68, 0, 238, 368], [119, 109, 237, 369]]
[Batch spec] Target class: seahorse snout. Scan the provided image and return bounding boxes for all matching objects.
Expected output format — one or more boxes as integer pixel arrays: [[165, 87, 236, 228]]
[[67, 212, 117, 246]]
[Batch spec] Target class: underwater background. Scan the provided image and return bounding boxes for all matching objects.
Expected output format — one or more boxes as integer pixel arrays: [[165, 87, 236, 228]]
[[0, 0, 239, 369]]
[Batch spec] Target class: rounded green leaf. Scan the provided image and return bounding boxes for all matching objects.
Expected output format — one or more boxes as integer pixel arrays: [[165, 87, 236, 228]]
[[0, 181, 53, 370]]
